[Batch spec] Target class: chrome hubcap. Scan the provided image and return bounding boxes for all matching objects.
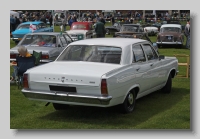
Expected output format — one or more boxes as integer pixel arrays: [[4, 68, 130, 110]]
[[128, 93, 134, 105]]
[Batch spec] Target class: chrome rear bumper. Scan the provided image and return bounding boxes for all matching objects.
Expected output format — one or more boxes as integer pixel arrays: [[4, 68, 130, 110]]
[[22, 89, 112, 105]]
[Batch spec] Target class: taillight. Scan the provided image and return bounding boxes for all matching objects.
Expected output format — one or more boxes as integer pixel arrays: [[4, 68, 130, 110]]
[[10, 54, 17, 59], [101, 79, 108, 95], [42, 54, 49, 59], [23, 74, 29, 89]]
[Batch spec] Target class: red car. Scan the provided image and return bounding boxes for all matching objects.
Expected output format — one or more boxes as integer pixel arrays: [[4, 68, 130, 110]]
[[66, 22, 95, 41]]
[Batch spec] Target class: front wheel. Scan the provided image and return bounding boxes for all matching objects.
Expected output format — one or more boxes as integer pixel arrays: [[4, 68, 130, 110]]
[[121, 90, 137, 113], [161, 74, 172, 93]]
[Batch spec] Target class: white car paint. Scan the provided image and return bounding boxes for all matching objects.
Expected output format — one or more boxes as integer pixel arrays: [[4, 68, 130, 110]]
[[21, 38, 178, 113]]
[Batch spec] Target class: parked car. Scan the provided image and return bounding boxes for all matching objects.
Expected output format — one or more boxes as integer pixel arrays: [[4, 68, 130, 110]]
[[113, 24, 158, 52], [152, 22, 162, 31], [167, 20, 185, 32], [10, 32, 73, 63], [21, 38, 178, 113], [144, 25, 159, 36], [11, 21, 53, 44], [114, 24, 147, 38], [105, 22, 125, 35], [156, 24, 184, 48], [65, 22, 95, 41]]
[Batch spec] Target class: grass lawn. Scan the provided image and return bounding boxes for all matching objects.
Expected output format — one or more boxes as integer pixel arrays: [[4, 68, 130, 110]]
[[10, 22, 190, 129]]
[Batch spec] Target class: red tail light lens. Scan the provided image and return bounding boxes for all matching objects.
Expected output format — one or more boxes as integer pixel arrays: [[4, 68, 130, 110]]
[[23, 74, 29, 89], [10, 54, 17, 59], [101, 79, 108, 95], [41, 54, 49, 59]]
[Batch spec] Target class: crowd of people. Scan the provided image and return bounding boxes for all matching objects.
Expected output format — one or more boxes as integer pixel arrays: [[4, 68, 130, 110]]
[[10, 11, 53, 32]]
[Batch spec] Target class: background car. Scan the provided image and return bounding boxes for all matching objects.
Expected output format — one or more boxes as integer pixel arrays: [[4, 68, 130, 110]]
[[105, 22, 125, 35], [21, 38, 178, 114], [11, 21, 53, 44], [10, 32, 73, 63], [114, 24, 147, 38], [144, 25, 159, 36], [156, 24, 184, 48], [65, 22, 95, 41]]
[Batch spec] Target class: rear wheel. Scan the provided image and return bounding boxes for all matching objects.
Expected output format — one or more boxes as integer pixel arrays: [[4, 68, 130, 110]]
[[161, 74, 172, 93], [121, 90, 137, 113], [52, 103, 69, 110]]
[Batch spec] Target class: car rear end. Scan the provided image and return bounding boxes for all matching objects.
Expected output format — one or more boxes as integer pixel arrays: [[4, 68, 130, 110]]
[[21, 62, 122, 107]]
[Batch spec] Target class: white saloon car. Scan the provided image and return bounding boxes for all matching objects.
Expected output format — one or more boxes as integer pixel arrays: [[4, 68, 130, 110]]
[[144, 26, 159, 36], [21, 38, 178, 113]]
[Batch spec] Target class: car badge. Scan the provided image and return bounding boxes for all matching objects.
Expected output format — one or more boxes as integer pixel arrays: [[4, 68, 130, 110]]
[[61, 77, 65, 83]]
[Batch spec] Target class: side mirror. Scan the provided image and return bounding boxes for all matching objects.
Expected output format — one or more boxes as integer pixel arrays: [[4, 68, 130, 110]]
[[159, 55, 165, 60]]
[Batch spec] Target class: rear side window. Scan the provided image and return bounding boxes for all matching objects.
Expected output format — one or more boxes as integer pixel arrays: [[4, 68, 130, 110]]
[[142, 44, 158, 60], [59, 36, 68, 45], [132, 44, 146, 63]]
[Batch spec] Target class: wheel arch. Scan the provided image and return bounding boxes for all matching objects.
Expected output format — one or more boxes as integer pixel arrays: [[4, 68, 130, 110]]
[[122, 84, 140, 103], [169, 68, 176, 78]]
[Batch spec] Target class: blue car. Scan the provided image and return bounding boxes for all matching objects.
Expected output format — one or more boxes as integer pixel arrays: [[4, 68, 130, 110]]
[[11, 21, 53, 44]]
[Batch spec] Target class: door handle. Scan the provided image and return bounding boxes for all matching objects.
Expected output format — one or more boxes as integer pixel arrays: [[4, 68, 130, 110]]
[[136, 67, 140, 71], [150, 63, 154, 66]]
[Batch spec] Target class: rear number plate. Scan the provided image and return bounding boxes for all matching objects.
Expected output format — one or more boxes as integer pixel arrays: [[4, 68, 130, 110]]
[[49, 85, 77, 93]]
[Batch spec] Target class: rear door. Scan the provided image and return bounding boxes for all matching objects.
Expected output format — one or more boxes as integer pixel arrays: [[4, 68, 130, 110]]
[[131, 44, 152, 93], [141, 43, 164, 87]]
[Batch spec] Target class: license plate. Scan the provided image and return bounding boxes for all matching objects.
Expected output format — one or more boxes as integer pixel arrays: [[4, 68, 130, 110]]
[[168, 36, 171, 40]]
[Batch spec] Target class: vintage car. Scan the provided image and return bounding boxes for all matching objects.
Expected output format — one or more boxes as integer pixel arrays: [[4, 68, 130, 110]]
[[10, 32, 73, 63], [167, 20, 185, 32], [21, 38, 178, 113], [65, 22, 95, 41], [151, 22, 162, 31], [113, 24, 158, 52], [144, 25, 159, 36], [156, 24, 184, 48], [113, 24, 147, 38], [11, 21, 53, 44], [105, 22, 125, 35]]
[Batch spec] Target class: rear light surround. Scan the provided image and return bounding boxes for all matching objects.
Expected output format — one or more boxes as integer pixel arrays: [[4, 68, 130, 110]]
[[10, 53, 17, 59], [101, 79, 108, 95], [41, 54, 49, 59], [23, 74, 29, 89]]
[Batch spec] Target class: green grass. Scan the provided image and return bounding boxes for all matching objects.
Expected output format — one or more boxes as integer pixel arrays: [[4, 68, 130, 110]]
[[10, 23, 190, 129]]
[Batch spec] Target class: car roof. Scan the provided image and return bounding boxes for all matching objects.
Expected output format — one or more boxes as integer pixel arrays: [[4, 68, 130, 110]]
[[161, 24, 181, 28], [21, 21, 44, 25], [69, 38, 147, 47]]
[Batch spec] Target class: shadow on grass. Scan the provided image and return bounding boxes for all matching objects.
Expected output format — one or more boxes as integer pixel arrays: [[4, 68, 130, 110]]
[[38, 87, 190, 128]]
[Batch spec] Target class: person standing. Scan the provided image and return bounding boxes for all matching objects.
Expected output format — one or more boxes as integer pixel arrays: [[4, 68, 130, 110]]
[[95, 18, 106, 38], [68, 16, 74, 28], [10, 15, 16, 32], [15, 16, 21, 29], [184, 19, 190, 49], [49, 12, 53, 27], [111, 15, 115, 25], [61, 16, 67, 31]]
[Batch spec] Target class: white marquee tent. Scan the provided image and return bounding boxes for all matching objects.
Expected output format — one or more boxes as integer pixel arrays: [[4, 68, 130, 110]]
[[10, 10, 19, 18]]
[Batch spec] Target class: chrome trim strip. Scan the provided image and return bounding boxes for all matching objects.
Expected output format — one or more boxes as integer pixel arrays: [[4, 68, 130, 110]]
[[22, 89, 112, 105], [156, 42, 182, 44]]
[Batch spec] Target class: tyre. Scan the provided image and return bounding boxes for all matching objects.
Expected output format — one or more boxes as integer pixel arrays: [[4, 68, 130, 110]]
[[121, 90, 137, 113], [52, 103, 69, 110], [161, 74, 172, 93]]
